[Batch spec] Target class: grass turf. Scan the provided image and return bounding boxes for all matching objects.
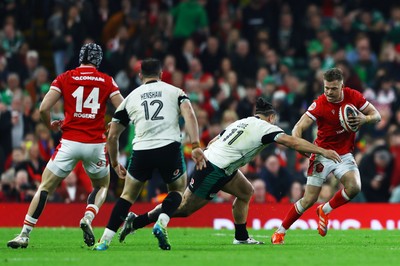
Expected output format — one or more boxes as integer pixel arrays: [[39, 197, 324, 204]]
[[1, 228, 399, 266]]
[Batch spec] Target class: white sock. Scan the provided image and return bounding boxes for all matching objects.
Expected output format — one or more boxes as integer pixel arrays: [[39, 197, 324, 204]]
[[84, 204, 99, 223], [276, 225, 286, 234], [100, 228, 116, 243], [158, 213, 170, 227], [21, 215, 37, 236], [322, 203, 333, 214]]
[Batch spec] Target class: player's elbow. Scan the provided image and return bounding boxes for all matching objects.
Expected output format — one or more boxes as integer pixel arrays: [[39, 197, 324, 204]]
[[291, 126, 302, 138], [282, 136, 297, 150], [375, 112, 382, 123], [107, 134, 119, 143], [39, 103, 50, 114]]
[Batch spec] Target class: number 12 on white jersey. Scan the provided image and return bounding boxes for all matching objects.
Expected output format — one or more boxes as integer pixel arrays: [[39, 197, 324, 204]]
[[72, 86, 101, 114]]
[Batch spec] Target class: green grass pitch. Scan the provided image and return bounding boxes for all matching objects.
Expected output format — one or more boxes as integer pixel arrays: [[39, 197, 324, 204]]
[[1, 228, 399, 266]]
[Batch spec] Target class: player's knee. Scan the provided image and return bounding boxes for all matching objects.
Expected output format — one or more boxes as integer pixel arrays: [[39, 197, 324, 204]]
[[87, 187, 100, 204], [301, 195, 318, 209], [346, 183, 361, 198], [120, 191, 135, 203], [245, 185, 255, 201], [174, 206, 191, 217]]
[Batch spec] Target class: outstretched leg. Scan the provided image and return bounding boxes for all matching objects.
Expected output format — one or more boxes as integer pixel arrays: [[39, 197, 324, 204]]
[[119, 187, 209, 244], [7, 168, 63, 249]]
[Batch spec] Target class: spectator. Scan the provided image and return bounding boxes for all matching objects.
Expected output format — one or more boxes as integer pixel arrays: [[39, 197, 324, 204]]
[[161, 54, 176, 85], [35, 123, 54, 162], [259, 154, 293, 202], [168, 0, 209, 56], [389, 129, 400, 202], [0, 101, 12, 174], [360, 146, 393, 202], [250, 179, 277, 203], [1, 72, 21, 105], [47, 4, 67, 75], [284, 180, 304, 203], [14, 169, 36, 202], [219, 71, 246, 101], [54, 170, 87, 203], [335, 60, 364, 92], [25, 66, 50, 105], [184, 57, 214, 101], [236, 81, 258, 119], [0, 22, 24, 61], [18, 50, 40, 85], [199, 36, 225, 76], [175, 38, 197, 73], [241, 0, 275, 44], [15, 140, 46, 186], [229, 39, 258, 84], [276, 12, 304, 58]]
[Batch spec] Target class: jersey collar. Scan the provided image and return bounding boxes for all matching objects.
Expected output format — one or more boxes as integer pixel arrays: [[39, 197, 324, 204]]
[[144, 80, 158, 85]]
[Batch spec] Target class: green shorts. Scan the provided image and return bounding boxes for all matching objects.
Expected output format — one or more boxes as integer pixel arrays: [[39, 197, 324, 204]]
[[188, 161, 237, 200]]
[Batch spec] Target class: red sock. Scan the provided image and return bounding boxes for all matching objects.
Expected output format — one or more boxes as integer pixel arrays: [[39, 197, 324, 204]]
[[282, 202, 303, 230], [328, 189, 350, 209]]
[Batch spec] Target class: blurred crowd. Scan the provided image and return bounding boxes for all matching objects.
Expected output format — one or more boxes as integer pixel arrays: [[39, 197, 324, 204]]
[[1, 0, 400, 204]]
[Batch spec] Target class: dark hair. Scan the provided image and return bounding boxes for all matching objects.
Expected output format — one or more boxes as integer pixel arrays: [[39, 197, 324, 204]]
[[255, 97, 276, 116], [141, 58, 161, 77], [323, 68, 344, 82]]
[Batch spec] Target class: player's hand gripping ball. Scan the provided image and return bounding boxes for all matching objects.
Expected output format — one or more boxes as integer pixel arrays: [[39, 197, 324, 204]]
[[339, 104, 359, 132]]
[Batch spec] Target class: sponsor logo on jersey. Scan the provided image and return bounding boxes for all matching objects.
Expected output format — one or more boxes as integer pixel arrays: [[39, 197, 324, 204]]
[[189, 178, 194, 188], [331, 109, 335, 114], [72, 76, 105, 82], [74, 113, 96, 119]]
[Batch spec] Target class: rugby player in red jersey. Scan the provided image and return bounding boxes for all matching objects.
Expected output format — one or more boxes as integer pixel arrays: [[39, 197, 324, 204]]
[[271, 68, 381, 244], [7, 43, 123, 249]]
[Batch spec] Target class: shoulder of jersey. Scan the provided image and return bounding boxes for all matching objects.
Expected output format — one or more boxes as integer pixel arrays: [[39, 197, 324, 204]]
[[161, 81, 180, 90]]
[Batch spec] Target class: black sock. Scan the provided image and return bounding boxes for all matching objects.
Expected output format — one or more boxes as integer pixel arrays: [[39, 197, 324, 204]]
[[32, 191, 49, 219], [133, 214, 150, 229], [106, 198, 131, 232], [161, 191, 182, 217], [234, 223, 249, 240]]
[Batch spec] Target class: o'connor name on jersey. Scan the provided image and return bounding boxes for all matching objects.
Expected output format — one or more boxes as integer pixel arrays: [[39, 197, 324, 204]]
[[141, 91, 162, 100]]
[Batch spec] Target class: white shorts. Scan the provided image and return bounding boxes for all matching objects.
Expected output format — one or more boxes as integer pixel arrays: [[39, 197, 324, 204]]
[[46, 139, 109, 179], [306, 153, 359, 187]]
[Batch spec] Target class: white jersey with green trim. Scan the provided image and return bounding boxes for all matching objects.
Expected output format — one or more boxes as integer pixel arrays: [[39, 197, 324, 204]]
[[113, 81, 187, 150], [204, 116, 284, 175]]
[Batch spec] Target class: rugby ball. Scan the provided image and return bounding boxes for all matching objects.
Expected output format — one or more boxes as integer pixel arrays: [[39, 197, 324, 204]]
[[339, 104, 359, 132]]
